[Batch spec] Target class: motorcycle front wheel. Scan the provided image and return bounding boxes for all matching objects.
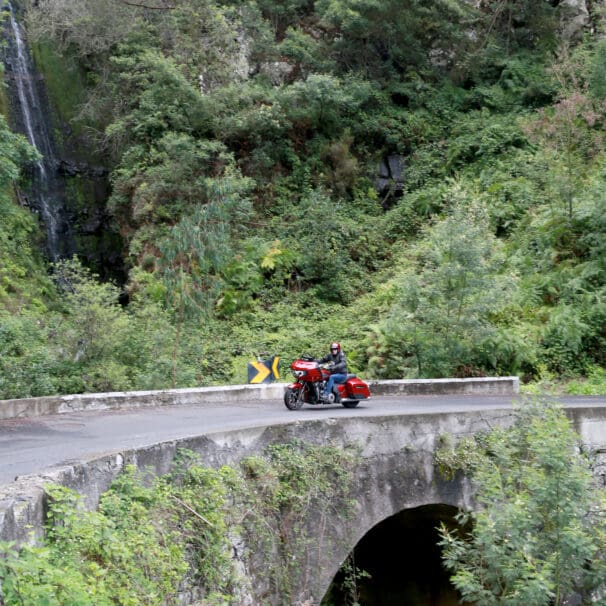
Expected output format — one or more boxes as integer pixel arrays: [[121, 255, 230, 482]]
[[284, 387, 304, 410]]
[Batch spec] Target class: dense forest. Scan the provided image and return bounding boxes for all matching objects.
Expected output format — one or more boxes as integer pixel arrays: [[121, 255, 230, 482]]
[[0, 0, 605, 398]]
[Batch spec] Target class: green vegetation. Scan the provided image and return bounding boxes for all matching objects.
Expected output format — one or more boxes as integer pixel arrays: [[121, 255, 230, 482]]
[[0, 110, 53, 320], [437, 397, 606, 605], [30, 41, 86, 141], [0, 0, 604, 396], [0, 441, 358, 604]]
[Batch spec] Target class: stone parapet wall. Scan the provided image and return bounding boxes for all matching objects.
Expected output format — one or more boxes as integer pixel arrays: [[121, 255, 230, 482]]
[[369, 376, 519, 396], [0, 377, 519, 421]]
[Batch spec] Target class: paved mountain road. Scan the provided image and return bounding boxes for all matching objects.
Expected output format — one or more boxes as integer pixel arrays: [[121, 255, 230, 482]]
[[1, 394, 605, 486]]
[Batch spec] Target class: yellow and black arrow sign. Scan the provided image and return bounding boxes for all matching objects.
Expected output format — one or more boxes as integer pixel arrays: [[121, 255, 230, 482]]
[[248, 356, 280, 384]]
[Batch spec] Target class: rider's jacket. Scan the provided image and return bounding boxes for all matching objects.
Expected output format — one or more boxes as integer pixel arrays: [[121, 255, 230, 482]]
[[318, 350, 348, 374]]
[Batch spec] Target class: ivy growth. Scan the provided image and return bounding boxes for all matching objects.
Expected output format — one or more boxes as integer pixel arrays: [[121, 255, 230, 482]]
[[0, 441, 360, 605], [239, 439, 359, 602]]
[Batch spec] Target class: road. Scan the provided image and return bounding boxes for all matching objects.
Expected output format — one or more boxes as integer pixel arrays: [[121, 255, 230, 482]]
[[1, 394, 605, 486]]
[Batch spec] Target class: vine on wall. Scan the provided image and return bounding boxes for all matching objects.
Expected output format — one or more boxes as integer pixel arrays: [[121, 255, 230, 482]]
[[0, 441, 360, 605]]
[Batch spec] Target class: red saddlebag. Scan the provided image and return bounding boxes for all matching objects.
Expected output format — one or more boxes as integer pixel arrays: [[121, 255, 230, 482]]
[[345, 376, 370, 399]]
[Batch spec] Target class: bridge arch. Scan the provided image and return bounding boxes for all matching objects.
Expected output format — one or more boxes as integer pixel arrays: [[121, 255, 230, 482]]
[[323, 503, 462, 605], [303, 416, 475, 605]]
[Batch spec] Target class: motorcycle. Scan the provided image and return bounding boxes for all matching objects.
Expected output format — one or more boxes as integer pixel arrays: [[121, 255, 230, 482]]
[[283, 355, 371, 410]]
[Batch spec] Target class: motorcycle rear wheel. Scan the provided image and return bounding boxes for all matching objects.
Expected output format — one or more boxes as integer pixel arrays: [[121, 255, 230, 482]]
[[341, 400, 360, 408], [284, 387, 304, 410]]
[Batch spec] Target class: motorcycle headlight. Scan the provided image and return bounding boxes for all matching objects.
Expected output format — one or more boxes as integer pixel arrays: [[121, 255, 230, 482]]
[[293, 370, 305, 378]]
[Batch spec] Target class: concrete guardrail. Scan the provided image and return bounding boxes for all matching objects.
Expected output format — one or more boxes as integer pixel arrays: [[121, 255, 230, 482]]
[[0, 377, 519, 421]]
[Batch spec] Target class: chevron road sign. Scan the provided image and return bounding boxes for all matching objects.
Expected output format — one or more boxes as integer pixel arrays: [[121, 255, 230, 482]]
[[247, 356, 280, 384]]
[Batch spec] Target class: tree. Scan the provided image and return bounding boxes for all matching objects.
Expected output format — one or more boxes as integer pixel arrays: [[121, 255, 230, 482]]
[[438, 397, 606, 605], [103, 50, 213, 155], [24, 0, 141, 59], [370, 183, 511, 378], [315, 0, 473, 80], [0, 310, 59, 398], [109, 135, 228, 234], [509, 166, 606, 376], [523, 46, 606, 219], [156, 168, 253, 387], [279, 74, 358, 137], [52, 257, 135, 392], [473, 0, 559, 55]]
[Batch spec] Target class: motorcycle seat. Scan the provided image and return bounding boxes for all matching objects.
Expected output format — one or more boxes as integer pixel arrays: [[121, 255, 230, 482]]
[[346, 373, 357, 379]]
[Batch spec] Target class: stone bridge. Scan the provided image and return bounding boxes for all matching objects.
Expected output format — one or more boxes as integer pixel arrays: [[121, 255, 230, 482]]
[[1, 381, 606, 604]]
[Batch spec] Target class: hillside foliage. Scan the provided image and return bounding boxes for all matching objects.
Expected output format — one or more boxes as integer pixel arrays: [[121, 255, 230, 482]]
[[0, 0, 605, 396]]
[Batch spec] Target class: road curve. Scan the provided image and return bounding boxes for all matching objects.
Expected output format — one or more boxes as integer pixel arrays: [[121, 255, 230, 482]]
[[1, 394, 605, 486]]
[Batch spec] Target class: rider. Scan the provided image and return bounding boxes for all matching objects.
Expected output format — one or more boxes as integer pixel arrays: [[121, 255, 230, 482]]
[[318, 342, 348, 402]]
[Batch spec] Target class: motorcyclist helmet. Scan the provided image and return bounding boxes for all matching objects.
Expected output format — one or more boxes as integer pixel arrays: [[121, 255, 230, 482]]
[[330, 342, 340, 353]]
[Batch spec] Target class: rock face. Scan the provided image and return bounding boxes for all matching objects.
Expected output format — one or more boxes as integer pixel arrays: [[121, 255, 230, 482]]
[[559, 0, 592, 40], [255, 60, 297, 85], [375, 155, 406, 206]]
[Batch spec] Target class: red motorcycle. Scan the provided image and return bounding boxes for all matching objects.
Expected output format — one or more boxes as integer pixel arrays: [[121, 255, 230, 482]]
[[284, 355, 371, 410]]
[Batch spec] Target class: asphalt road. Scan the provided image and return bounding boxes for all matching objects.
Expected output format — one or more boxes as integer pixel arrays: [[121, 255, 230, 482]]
[[1, 394, 605, 486]]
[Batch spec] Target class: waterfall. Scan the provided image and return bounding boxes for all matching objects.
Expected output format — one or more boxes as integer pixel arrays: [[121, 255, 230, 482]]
[[3, 1, 73, 261]]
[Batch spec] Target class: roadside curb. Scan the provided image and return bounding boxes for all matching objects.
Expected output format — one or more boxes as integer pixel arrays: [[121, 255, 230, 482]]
[[0, 377, 519, 421]]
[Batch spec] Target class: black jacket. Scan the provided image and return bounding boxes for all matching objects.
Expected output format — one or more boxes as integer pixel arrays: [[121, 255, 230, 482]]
[[318, 350, 348, 374]]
